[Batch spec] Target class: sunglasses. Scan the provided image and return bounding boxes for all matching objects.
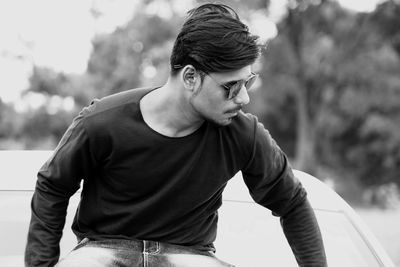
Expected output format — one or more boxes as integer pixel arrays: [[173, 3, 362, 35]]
[[207, 72, 258, 100]]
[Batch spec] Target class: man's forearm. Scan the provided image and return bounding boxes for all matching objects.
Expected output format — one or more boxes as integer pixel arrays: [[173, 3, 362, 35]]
[[24, 189, 68, 267], [25, 113, 93, 266], [280, 198, 327, 267]]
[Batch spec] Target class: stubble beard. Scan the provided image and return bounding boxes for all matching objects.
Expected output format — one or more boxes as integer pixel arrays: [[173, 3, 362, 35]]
[[189, 95, 231, 127]]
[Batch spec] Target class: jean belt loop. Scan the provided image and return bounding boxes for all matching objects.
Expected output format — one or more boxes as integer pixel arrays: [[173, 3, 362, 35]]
[[143, 240, 148, 253]]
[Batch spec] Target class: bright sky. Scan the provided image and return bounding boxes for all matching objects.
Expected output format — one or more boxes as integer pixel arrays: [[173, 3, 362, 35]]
[[0, 0, 382, 104], [0, 0, 138, 104]]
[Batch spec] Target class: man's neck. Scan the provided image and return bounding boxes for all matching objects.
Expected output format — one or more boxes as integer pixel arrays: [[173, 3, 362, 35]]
[[140, 79, 204, 138]]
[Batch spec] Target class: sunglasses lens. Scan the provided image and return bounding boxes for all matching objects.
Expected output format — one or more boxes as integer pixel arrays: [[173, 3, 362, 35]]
[[245, 75, 257, 90], [228, 81, 244, 99], [228, 75, 258, 99]]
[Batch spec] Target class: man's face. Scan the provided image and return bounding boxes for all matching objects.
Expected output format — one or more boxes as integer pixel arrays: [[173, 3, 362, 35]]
[[189, 65, 252, 126]]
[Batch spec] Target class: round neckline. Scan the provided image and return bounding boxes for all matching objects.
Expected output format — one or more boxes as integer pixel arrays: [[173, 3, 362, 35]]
[[137, 87, 207, 140]]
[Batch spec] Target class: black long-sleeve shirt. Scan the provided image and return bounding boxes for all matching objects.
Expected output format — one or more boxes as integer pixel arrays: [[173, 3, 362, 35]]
[[25, 87, 326, 266]]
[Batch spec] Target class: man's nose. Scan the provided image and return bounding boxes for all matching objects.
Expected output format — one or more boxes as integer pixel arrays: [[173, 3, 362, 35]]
[[233, 85, 250, 105]]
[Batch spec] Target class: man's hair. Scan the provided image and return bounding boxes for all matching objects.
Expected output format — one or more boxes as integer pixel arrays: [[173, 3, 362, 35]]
[[170, 3, 261, 76]]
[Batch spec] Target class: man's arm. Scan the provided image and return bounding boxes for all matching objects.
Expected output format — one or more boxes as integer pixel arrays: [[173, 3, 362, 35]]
[[241, 118, 327, 266], [280, 198, 327, 266], [25, 112, 96, 267]]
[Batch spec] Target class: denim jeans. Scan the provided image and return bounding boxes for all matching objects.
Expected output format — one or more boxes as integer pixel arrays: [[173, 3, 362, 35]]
[[56, 238, 235, 267]]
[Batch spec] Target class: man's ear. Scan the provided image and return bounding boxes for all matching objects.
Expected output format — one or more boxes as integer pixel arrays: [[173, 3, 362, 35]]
[[182, 65, 198, 90]]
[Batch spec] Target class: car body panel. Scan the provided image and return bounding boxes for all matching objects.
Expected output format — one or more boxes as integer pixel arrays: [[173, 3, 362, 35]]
[[0, 150, 395, 266]]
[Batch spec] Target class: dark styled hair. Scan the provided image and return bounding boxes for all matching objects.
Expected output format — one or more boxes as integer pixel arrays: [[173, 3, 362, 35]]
[[170, 3, 261, 76]]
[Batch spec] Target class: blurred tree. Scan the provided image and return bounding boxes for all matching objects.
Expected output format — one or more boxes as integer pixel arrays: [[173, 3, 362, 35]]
[[371, 0, 400, 57], [19, 66, 86, 149], [248, 0, 348, 173], [16, 0, 186, 149], [27, 66, 95, 108], [19, 107, 74, 149], [335, 0, 400, 187], [0, 99, 21, 145], [247, 0, 400, 190], [86, 2, 181, 97], [10, 0, 400, 194]]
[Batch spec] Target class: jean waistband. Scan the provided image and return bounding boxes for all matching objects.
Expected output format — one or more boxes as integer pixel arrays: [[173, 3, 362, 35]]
[[78, 237, 214, 256]]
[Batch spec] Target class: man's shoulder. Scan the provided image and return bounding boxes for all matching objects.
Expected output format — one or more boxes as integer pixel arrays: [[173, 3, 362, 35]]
[[80, 87, 155, 118], [226, 111, 272, 146], [215, 112, 261, 167], [220, 111, 259, 146], [230, 111, 258, 132]]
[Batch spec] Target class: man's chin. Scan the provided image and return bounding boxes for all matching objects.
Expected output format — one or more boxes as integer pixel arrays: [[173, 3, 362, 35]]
[[221, 117, 234, 126], [204, 116, 234, 127]]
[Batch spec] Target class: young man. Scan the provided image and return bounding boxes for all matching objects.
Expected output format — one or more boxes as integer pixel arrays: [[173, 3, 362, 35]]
[[25, 3, 327, 267]]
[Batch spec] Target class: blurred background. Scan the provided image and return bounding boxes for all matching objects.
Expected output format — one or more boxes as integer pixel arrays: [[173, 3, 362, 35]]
[[0, 0, 399, 264]]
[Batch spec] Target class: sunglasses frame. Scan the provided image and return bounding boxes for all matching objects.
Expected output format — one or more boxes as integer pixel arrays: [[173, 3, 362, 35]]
[[207, 72, 258, 100], [173, 64, 258, 100]]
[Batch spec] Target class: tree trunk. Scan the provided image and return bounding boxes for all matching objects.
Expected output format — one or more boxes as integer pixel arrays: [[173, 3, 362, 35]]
[[294, 83, 316, 174], [286, 6, 317, 175]]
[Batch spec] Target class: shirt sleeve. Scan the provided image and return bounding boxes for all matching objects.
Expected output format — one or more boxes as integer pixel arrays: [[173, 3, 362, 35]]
[[24, 110, 97, 267], [241, 119, 306, 215], [242, 118, 327, 266]]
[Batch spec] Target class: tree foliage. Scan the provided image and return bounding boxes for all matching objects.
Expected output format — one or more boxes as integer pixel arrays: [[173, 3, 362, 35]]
[[3, 0, 400, 196], [247, 0, 400, 188], [86, 6, 181, 97]]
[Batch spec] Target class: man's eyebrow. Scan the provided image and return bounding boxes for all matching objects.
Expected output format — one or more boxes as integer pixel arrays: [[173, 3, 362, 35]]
[[222, 73, 252, 84], [222, 79, 240, 85]]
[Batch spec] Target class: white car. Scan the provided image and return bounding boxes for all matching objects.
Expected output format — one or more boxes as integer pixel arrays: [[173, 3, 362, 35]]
[[0, 150, 395, 266]]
